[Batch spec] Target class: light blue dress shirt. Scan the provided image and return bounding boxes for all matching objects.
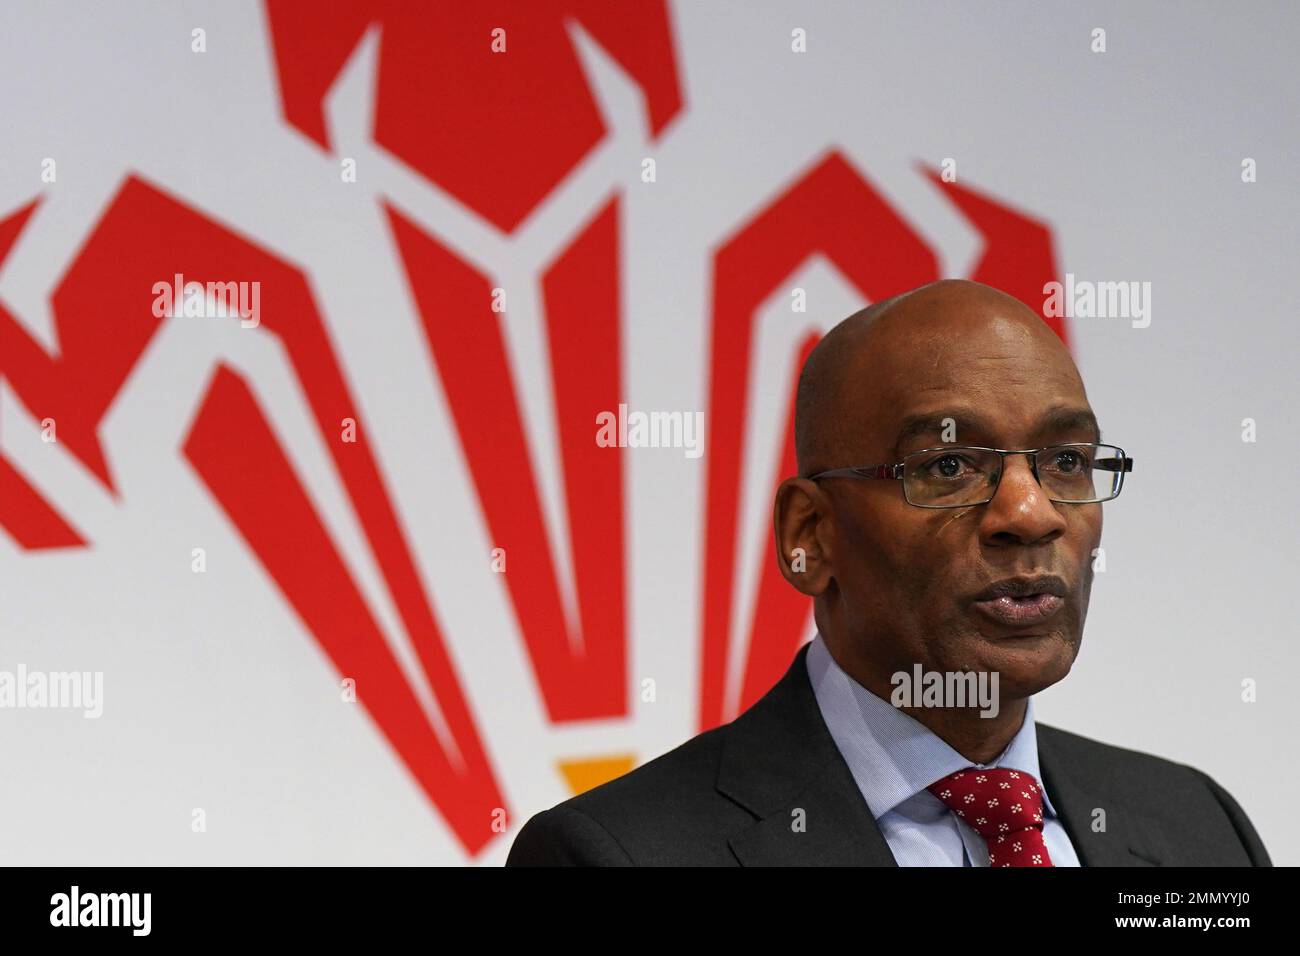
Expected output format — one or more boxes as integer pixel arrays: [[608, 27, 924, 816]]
[[805, 633, 1081, 866]]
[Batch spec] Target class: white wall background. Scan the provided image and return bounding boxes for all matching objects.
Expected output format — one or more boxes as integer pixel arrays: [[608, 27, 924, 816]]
[[0, 0, 1295, 865]]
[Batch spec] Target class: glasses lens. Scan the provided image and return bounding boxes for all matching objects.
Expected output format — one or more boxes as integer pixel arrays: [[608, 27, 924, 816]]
[[1037, 443, 1127, 502], [901, 443, 1129, 507], [902, 447, 1002, 506]]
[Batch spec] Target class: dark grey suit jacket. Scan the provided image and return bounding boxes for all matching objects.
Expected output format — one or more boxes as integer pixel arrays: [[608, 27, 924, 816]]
[[506, 642, 1272, 866]]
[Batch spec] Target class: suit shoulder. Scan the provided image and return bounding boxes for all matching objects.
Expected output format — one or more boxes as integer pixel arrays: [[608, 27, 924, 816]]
[[1037, 721, 1199, 777], [1036, 720, 1223, 793], [508, 723, 746, 865], [1036, 721, 1272, 865], [564, 722, 727, 816], [505, 802, 635, 866]]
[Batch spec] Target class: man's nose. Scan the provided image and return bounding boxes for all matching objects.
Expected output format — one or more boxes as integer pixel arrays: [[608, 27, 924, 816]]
[[979, 454, 1067, 545]]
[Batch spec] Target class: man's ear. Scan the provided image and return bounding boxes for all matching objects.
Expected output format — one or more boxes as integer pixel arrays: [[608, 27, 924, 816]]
[[773, 477, 835, 596]]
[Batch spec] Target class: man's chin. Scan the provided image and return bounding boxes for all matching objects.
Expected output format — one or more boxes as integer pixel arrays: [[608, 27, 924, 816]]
[[969, 627, 1077, 696]]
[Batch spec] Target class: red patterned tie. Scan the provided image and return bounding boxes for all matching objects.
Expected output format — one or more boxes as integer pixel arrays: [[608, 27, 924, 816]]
[[926, 767, 1054, 867]]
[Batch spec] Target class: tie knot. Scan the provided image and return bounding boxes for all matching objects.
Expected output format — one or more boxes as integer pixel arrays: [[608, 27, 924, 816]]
[[927, 767, 1051, 866]]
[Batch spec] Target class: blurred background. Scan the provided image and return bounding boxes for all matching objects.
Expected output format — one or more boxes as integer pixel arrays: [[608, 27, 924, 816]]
[[0, 0, 1295, 865]]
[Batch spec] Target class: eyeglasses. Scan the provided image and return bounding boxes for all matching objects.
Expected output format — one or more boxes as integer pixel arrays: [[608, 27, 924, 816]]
[[808, 443, 1133, 508]]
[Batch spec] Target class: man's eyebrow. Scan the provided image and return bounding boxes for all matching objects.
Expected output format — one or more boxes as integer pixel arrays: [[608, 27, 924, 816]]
[[890, 411, 997, 458], [1038, 406, 1102, 443], [890, 406, 1101, 458]]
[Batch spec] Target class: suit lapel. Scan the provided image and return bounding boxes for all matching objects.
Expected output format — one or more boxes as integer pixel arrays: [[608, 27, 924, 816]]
[[717, 643, 897, 866], [725, 758, 898, 865], [1037, 724, 1171, 866]]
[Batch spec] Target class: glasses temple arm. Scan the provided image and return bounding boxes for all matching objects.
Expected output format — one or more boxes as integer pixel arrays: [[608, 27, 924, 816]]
[[1094, 456, 1134, 472]]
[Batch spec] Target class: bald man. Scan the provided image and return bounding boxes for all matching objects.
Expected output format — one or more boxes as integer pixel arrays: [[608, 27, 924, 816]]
[[506, 279, 1271, 867]]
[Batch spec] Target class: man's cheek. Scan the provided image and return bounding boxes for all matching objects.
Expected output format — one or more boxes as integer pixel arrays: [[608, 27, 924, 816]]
[[890, 550, 943, 616], [1078, 509, 1103, 560], [933, 505, 981, 537]]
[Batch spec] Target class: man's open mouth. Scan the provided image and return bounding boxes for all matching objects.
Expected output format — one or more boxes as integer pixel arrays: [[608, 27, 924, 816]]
[[971, 592, 1064, 626]]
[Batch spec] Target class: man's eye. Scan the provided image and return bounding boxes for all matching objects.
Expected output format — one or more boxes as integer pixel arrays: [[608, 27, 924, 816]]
[[924, 454, 977, 478], [1048, 449, 1091, 473]]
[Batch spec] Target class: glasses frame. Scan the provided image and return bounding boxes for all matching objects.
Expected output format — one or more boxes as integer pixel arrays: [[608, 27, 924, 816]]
[[808, 442, 1134, 509]]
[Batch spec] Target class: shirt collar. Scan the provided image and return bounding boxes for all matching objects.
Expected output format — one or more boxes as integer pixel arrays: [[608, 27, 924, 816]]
[[805, 632, 1058, 821]]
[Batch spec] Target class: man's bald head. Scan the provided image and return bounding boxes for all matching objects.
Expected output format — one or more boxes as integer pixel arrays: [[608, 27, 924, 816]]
[[794, 279, 1083, 476]]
